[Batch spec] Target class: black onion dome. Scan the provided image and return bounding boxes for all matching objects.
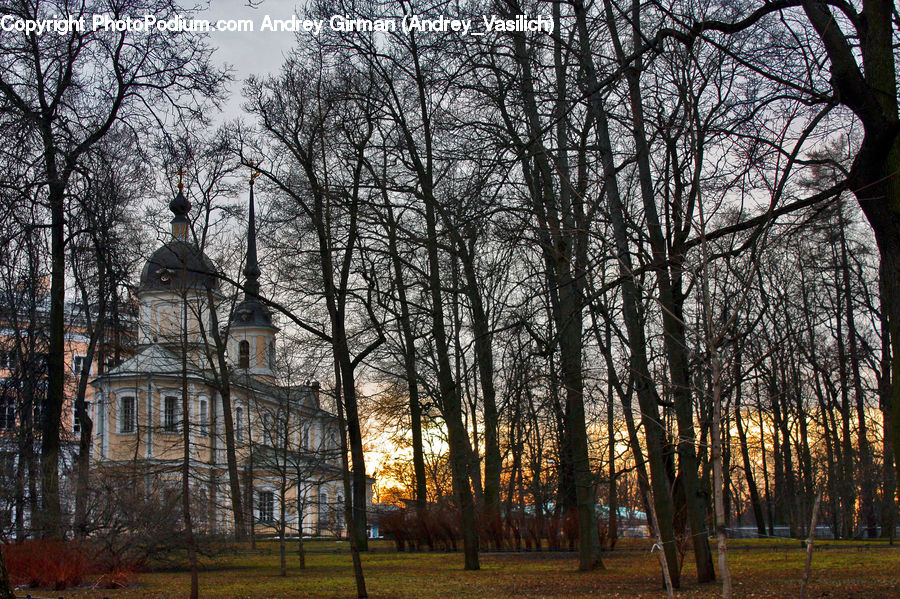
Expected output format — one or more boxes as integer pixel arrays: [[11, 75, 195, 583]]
[[139, 239, 219, 291], [169, 188, 190, 218]]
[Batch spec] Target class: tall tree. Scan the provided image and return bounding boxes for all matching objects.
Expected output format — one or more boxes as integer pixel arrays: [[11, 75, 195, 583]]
[[244, 58, 384, 551]]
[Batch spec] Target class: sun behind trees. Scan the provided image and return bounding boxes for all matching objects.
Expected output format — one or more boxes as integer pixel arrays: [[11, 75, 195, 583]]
[[1, 0, 899, 597]]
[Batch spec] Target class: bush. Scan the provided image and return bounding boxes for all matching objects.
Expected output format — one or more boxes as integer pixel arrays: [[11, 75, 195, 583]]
[[5, 539, 87, 590], [4, 539, 141, 591], [85, 466, 204, 570]]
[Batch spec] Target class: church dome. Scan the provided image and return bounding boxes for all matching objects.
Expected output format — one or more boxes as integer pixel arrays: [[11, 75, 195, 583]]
[[139, 239, 219, 292], [138, 185, 219, 292]]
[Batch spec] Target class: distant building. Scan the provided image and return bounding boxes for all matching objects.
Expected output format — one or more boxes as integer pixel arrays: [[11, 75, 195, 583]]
[[0, 274, 131, 535], [0, 280, 128, 440]]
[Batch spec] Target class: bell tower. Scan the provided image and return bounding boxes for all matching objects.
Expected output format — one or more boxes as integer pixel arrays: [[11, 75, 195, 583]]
[[228, 170, 278, 380]]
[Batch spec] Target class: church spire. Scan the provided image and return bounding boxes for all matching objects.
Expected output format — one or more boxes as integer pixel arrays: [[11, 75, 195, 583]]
[[244, 169, 261, 297], [229, 167, 274, 329], [228, 167, 277, 374]]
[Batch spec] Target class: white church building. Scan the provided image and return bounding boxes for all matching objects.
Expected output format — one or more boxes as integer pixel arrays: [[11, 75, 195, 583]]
[[90, 178, 360, 536]]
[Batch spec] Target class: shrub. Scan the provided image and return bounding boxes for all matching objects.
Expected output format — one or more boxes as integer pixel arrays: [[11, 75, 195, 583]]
[[5, 539, 87, 590], [4, 539, 143, 591]]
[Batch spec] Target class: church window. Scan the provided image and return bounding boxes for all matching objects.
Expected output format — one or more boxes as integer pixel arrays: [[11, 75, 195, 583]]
[[164, 396, 179, 432], [198, 398, 209, 437], [120, 396, 135, 433], [238, 340, 250, 369], [319, 491, 329, 526], [0, 351, 16, 370], [261, 411, 271, 439], [258, 490, 274, 522], [267, 340, 275, 369], [32, 380, 47, 431], [235, 406, 244, 442]]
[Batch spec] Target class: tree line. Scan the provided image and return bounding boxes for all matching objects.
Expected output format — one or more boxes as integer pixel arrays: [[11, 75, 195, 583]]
[[1, 0, 898, 596]]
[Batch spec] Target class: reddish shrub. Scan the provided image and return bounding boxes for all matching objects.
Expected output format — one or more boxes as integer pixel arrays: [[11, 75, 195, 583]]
[[4, 539, 140, 591], [5, 539, 87, 590]]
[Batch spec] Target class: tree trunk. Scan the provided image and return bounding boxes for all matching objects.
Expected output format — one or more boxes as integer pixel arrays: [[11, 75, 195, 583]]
[[508, 4, 600, 569], [833, 260, 857, 538], [880, 268, 896, 539], [875, 230, 900, 514], [337, 350, 370, 552], [383, 200, 428, 511], [40, 179, 66, 539], [837, 213, 877, 536], [709, 347, 732, 598], [423, 181, 480, 571], [607, 378, 618, 551], [801, 0, 900, 500], [599, 0, 717, 578], [565, 7, 675, 573], [0, 544, 14, 599], [205, 289, 246, 541], [734, 363, 766, 536], [279, 480, 287, 577], [756, 387, 774, 537], [296, 466, 307, 567], [334, 359, 368, 597], [646, 490, 675, 599], [308, 137, 371, 552], [800, 488, 824, 599], [181, 299, 199, 599], [72, 259, 108, 536], [450, 237, 501, 516]]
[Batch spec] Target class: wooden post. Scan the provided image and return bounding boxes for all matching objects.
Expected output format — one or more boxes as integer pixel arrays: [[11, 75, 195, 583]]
[[800, 486, 824, 599], [646, 491, 675, 599]]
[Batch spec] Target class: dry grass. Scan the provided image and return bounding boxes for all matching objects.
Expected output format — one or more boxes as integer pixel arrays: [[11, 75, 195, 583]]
[[41, 538, 900, 598]]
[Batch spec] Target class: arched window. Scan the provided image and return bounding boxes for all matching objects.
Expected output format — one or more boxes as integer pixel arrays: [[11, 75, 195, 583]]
[[320, 491, 329, 529], [267, 339, 275, 369], [238, 340, 250, 368]]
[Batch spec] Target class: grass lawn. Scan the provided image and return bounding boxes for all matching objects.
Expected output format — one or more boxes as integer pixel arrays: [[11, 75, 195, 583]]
[[48, 538, 900, 598]]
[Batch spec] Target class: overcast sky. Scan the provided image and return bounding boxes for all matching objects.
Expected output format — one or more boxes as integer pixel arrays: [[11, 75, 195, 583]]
[[202, 0, 303, 122]]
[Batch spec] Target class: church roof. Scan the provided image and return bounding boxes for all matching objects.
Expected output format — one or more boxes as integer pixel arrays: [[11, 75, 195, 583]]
[[231, 296, 274, 328], [232, 371, 324, 413], [98, 344, 186, 377], [139, 239, 219, 292]]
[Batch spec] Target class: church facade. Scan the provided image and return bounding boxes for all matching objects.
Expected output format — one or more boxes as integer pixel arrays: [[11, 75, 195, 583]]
[[90, 180, 355, 537]]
